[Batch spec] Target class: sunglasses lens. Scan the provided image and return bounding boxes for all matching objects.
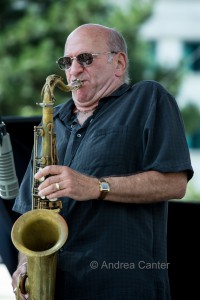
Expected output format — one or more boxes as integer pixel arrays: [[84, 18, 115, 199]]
[[58, 57, 72, 70], [57, 53, 94, 70], [77, 53, 93, 66]]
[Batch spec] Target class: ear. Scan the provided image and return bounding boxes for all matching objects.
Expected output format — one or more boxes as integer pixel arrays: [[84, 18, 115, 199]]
[[114, 52, 127, 78]]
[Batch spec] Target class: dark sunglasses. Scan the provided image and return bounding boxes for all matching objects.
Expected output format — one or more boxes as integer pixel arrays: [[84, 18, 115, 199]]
[[56, 52, 117, 70]]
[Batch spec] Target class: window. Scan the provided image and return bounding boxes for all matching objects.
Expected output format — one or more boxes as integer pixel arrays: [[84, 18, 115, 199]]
[[184, 42, 200, 72]]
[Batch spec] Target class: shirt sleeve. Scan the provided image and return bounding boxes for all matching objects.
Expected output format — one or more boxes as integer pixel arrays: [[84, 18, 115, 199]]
[[142, 83, 193, 180], [12, 158, 33, 214]]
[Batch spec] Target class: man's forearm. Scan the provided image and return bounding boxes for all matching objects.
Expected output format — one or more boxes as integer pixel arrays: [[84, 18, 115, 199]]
[[105, 171, 187, 204], [34, 165, 188, 203]]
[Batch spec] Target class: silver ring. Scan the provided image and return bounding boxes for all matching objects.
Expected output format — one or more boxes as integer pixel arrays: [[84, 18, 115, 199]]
[[55, 183, 60, 191]]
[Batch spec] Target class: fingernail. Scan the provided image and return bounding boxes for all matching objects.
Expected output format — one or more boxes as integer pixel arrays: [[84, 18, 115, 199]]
[[38, 192, 45, 199]]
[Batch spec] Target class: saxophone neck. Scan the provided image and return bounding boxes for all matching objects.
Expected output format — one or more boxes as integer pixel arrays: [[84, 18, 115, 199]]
[[40, 74, 83, 105]]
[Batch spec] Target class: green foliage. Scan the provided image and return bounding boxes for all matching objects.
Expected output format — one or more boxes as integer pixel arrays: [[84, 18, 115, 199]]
[[144, 62, 184, 97], [0, 0, 153, 116], [181, 103, 200, 135]]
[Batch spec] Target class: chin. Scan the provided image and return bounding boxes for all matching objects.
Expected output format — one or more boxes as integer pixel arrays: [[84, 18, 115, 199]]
[[73, 90, 88, 102]]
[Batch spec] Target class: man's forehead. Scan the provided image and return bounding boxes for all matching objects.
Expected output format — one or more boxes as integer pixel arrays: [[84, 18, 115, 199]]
[[67, 27, 106, 43], [65, 29, 108, 53]]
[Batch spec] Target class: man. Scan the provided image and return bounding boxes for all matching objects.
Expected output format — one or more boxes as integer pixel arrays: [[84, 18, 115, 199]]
[[12, 24, 193, 299]]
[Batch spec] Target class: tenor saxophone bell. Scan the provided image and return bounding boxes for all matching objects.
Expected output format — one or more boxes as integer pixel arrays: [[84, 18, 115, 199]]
[[11, 209, 68, 300]]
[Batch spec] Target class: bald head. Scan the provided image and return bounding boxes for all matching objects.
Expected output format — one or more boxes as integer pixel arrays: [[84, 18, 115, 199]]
[[67, 24, 128, 55], [67, 24, 110, 41]]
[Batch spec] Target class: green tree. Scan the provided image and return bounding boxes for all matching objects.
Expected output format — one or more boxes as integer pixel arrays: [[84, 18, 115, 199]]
[[0, 0, 153, 116], [181, 103, 200, 135]]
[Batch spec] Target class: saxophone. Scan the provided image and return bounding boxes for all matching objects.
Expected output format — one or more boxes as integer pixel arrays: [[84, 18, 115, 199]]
[[11, 74, 83, 300]]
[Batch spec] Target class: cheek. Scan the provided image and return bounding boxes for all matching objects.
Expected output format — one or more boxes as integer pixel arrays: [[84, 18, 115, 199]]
[[94, 71, 111, 87]]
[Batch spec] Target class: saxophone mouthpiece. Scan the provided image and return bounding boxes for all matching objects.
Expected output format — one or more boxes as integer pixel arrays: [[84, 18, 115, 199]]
[[70, 79, 83, 91]]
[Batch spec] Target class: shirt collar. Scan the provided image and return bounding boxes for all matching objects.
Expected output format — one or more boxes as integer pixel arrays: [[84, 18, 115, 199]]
[[101, 83, 130, 100], [54, 83, 131, 123]]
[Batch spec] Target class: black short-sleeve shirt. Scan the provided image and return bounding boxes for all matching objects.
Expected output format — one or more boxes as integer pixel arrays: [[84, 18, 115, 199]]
[[13, 81, 193, 300]]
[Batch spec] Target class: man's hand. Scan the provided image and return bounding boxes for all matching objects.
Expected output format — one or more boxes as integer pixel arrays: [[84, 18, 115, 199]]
[[12, 258, 28, 300], [34, 165, 100, 201]]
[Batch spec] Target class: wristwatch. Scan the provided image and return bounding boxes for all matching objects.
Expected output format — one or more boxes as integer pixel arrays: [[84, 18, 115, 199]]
[[98, 178, 110, 200]]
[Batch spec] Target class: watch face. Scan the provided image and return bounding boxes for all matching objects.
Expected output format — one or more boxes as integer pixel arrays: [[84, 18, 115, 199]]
[[100, 182, 110, 191]]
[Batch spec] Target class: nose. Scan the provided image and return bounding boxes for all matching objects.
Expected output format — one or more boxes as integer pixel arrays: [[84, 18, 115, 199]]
[[68, 58, 84, 77]]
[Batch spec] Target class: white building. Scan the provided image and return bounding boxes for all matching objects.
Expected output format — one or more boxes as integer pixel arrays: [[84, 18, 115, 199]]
[[140, 0, 200, 108]]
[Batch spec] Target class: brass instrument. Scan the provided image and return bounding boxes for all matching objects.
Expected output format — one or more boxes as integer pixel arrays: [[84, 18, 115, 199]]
[[11, 74, 83, 300]]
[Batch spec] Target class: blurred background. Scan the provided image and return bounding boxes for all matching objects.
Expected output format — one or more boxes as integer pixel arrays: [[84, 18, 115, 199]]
[[1, 0, 200, 299], [1, 0, 200, 201]]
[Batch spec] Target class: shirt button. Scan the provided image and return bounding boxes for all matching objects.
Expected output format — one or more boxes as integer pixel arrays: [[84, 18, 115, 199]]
[[77, 133, 82, 138]]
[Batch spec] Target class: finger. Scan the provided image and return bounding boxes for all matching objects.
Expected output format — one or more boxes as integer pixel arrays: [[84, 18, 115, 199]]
[[34, 165, 63, 180], [38, 174, 61, 190], [38, 182, 62, 197], [46, 190, 64, 200], [12, 285, 25, 299], [12, 270, 25, 290], [19, 292, 29, 300], [42, 180, 72, 199], [14, 289, 28, 300]]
